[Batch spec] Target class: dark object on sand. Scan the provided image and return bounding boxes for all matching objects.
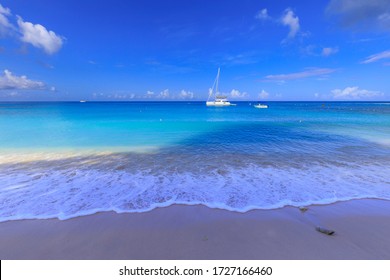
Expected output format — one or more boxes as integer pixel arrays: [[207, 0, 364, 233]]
[[299, 207, 308, 213], [316, 226, 335, 235]]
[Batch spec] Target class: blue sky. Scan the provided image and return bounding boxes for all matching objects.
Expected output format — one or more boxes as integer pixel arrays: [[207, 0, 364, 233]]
[[0, 0, 390, 101]]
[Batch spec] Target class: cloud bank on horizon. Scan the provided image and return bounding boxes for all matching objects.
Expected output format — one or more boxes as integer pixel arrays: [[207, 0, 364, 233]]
[[0, 0, 389, 101]]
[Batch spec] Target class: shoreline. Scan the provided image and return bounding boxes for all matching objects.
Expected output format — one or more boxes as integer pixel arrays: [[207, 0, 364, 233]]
[[1, 197, 389, 223], [1, 198, 390, 259]]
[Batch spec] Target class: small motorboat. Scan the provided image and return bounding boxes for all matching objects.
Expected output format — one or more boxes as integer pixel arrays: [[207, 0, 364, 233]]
[[254, 103, 268, 109]]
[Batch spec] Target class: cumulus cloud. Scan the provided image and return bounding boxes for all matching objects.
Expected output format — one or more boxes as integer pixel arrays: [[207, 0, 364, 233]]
[[230, 89, 247, 98], [0, 4, 12, 36], [255, 7, 301, 41], [179, 89, 194, 99], [281, 8, 300, 39], [0, 4, 64, 54], [331, 86, 384, 99], [326, 0, 390, 32], [259, 89, 269, 99], [361, 50, 390, 64], [17, 16, 63, 54], [322, 47, 339, 56], [264, 68, 336, 82], [0, 4, 10, 16], [256, 9, 270, 20], [0, 69, 45, 90], [158, 89, 170, 98]]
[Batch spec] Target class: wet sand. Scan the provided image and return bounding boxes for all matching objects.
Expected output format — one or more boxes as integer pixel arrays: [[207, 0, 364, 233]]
[[1, 199, 390, 259]]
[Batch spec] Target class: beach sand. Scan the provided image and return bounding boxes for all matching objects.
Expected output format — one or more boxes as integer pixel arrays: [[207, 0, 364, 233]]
[[0, 199, 390, 259]]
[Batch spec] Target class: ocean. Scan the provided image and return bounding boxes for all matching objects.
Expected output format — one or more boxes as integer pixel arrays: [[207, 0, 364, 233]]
[[0, 101, 389, 221]]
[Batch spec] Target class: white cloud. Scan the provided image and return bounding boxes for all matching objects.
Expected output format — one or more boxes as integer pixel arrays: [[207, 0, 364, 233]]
[[0, 69, 45, 90], [158, 89, 170, 98], [17, 16, 63, 54], [281, 8, 300, 39], [0, 4, 64, 55], [0, 4, 11, 16], [327, 0, 390, 30], [361, 50, 390, 64], [146, 90, 154, 96], [93, 92, 137, 100], [259, 89, 269, 99], [378, 12, 390, 25], [102, 90, 138, 100], [256, 9, 270, 20], [264, 68, 336, 81], [179, 89, 194, 99], [331, 86, 384, 99], [322, 47, 339, 56], [230, 89, 247, 98], [0, 4, 12, 36]]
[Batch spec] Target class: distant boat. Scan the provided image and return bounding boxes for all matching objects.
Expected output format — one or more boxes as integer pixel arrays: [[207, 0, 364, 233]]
[[254, 103, 268, 109], [206, 68, 235, 106], [80, 100, 87, 103]]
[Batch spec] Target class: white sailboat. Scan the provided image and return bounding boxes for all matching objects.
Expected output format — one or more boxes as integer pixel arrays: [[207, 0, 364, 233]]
[[206, 68, 234, 106]]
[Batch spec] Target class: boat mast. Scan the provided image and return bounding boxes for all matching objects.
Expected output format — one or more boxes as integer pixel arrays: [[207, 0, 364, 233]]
[[207, 68, 220, 102], [215, 67, 220, 95]]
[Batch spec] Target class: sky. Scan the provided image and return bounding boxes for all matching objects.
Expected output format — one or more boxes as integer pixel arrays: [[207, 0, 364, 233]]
[[0, 0, 390, 101]]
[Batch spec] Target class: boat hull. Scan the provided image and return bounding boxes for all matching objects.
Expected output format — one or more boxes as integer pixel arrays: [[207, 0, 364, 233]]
[[206, 101, 232, 106], [254, 104, 268, 109]]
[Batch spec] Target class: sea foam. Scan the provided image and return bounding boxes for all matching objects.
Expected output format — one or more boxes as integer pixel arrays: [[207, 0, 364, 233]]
[[0, 152, 389, 222]]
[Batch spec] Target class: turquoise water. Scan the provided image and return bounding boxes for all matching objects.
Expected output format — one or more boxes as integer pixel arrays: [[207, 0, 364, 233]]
[[0, 102, 389, 221]]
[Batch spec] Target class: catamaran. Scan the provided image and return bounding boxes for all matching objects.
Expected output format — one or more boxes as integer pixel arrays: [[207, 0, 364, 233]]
[[206, 68, 235, 106]]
